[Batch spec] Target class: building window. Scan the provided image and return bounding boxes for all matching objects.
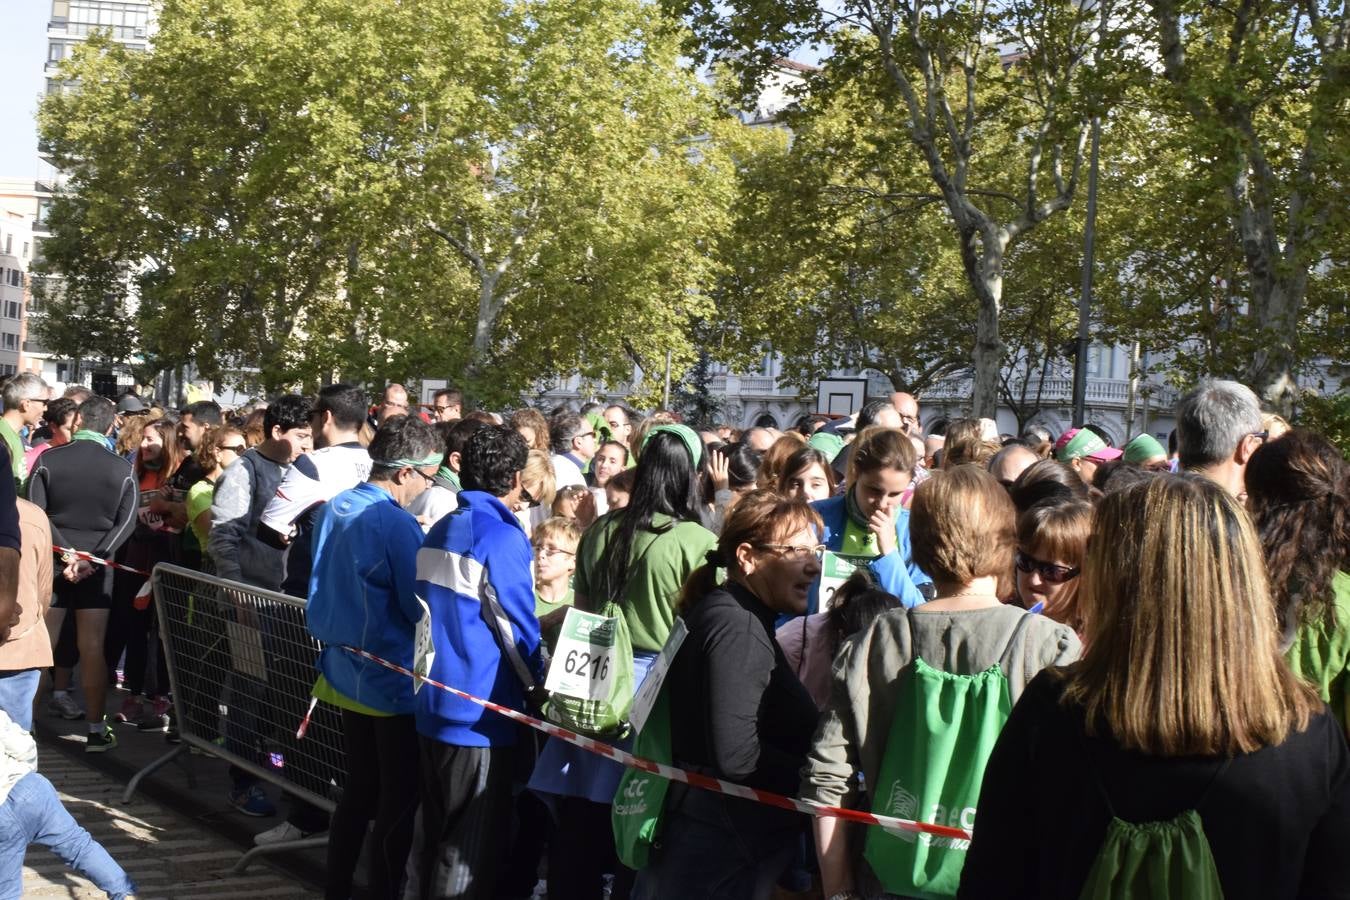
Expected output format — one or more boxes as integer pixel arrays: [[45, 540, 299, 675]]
[[3, 235, 10, 255], [52, 1, 70, 21], [5, 270, 19, 288], [2, 334, 17, 351], [21, 243, 28, 260], [4, 302, 18, 320]]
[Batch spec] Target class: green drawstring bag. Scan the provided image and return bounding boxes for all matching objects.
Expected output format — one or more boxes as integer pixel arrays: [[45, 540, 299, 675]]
[[865, 657, 1012, 898], [544, 602, 636, 737], [612, 689, 673, 869], [1077, 757, 1230, 899]]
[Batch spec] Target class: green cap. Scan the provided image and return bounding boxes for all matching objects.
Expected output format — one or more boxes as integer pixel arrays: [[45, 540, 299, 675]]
[[1122, 434, 1167, 465], [642, 423, 703, 468], [1054, 427, 1123, 463], [808, 431, 845, 463]]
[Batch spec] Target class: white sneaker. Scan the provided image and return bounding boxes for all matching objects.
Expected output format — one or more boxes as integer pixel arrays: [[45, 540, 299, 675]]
[[47, 694, 83, 720], [253, 821, 321, 846]]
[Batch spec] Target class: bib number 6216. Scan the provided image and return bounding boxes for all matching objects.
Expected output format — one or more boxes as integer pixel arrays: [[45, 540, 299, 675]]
[[564, 650, 610, 682]]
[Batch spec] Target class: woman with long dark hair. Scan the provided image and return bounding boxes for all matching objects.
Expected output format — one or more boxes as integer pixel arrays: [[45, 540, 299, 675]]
[[530, 425, 715, 900], [1246, 429, 1350, 726]]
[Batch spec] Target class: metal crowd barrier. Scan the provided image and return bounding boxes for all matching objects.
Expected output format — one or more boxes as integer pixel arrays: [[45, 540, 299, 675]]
[[124, 563, 346, 874]]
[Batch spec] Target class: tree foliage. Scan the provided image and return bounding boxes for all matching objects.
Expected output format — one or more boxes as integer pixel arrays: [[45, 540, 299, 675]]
[[38, 0, 755, 402]]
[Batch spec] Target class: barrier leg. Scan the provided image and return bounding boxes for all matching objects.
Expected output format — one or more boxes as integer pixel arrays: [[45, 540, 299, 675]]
[[121, 744, 187, 804], [230, 833, 330, 875]]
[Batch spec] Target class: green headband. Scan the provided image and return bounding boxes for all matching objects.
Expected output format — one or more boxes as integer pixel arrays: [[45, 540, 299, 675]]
[[372, 451, 443, 469], [641, 423, 703, 468]]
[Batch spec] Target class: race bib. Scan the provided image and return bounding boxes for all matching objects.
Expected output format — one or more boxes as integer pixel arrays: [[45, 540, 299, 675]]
[[628, 618, 687, 734], [820, 551, 870, 609], [545, 608, 620, 702], [413, 596, 434, 695]]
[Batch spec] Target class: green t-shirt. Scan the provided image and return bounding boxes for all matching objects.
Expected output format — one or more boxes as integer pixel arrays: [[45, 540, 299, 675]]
[[0, 419, 23, 491], [574, 510, 716, 652], [186, 478, 216, 548], [535, 586, 574, 652], [312, 673, 391, 718], [1287, 570, 1350, 727]]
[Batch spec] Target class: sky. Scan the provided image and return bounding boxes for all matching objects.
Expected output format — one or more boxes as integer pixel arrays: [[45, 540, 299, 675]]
[[0, 0, 50, 180]]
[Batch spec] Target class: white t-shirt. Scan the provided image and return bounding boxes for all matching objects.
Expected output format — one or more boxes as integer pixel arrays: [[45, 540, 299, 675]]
[[260, 443, 372, 538], [550, 454, 586, 490]]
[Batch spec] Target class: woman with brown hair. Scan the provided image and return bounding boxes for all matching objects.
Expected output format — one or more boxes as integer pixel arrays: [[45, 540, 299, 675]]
[[811, 427, 933, 611], [1246, 429, 1350, 726], [757, 432, 807, 490], [510, 407, 552, 453], [1013, 498, 1092, 629], [633, 490, 822, 899], [960, 474, 1350, 899], [804, 465, 1080, 899]]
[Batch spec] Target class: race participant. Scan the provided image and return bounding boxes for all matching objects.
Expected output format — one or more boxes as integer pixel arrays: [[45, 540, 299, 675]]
[[411, 425, 542, 900], [1246, 430, 1350, 726], [530, 424, 714, 900], [775, 446, 836, 503], [634, 491, 821, 898], [811, 427, 932, 612], [1012, 499, 1092, 628], [960, 475, 1350, 898], [1053, 428, 1123, 487], [549, 412, 598, 490], [26, 397, 136, 751], [1175, 379, 1265, 497], [430, 388, 462, 423], [183, 426, 247, 560], [407, 418, 488, 532], [0, 374, 48, 489], [306, 415, 438, 900], [804, 465, 1079, 899]]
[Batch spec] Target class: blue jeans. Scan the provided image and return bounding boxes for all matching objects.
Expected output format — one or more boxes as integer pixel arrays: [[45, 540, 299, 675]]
[[0, 773, 136, 900], [0, 670, 39, 732]]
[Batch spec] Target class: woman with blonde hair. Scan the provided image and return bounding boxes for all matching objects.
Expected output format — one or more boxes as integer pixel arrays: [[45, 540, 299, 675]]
[[516, 449, 557, 537], [960, 475, 1350, 898], [805, 465, 1080, 899]]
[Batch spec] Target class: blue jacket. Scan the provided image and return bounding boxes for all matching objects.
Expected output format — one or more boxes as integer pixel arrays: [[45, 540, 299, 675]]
[[306, 482, 425, 715], [415, 490, 544, 747], [810, 493, 931, 611]]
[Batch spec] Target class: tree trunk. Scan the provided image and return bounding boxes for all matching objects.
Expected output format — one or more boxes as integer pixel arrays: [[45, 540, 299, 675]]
[[961, 227, 1007, 418], [1243, 271, 1304, 415]]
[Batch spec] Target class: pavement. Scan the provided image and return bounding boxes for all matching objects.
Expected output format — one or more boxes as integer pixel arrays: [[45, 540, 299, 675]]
[[30, 690, 328, 898]]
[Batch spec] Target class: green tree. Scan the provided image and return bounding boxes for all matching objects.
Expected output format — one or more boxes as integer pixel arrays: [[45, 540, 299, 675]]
[[1143, 0, 1349, 412], [38, 0, 751, 401], [673, 0, 1134, 416]]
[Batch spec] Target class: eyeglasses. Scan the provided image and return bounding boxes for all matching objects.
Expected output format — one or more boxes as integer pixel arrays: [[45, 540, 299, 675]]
[[520, 484, 540, 509], [537, 546, 575, 559], [412, 468, 436, 485], [755, 543, 827, 562], [1248, 430, 1269, 444], [24, 398, 47, 407], [576, 430, 596, 440], [1014, 551, 1080, 584], [220, 444, 246, 454], [383, 401, 409, 411], [433, 405, 454, 413]]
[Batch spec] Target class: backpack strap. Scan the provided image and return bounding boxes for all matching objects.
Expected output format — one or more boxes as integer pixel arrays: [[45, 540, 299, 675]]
[[1083, 728, 1233, 819], [477, 560, 547, 710]]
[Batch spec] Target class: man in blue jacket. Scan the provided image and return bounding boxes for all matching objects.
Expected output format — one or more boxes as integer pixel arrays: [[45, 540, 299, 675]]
[[411, 425, 541, 900], [304, 414, 442, 900]]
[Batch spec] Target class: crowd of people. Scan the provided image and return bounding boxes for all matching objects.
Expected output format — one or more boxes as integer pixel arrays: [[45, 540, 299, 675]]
[[0, 373, 1344, 900]]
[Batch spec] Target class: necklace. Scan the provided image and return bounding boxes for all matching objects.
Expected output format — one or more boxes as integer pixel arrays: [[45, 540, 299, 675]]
[[935, 590, 1001, 602]]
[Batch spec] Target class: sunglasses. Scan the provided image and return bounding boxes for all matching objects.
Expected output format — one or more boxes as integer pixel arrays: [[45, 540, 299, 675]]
[[1014, 550, 1080, 584], [520, 484, 540, 509], [220, 444, 246, 454]]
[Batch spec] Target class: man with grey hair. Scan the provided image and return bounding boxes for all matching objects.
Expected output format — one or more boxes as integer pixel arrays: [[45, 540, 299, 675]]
[[0, 374, 49, 489], [548, 412, 595, 489], [1175, 379, 1266, 497]]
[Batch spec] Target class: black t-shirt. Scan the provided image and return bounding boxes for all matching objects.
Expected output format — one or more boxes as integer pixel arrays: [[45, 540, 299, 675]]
[[958, 670, 1350, 900]]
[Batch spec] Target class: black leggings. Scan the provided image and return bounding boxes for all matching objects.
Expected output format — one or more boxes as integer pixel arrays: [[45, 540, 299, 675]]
[[326, 709, 420, 900]]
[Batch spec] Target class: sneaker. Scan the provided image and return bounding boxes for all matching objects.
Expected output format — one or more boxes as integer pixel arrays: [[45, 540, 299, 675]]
[[253, 820, 321, 846], [228, 784, 277, 818], [85, 722, 117, 753], [114, 696, 146, 725], [136, 697, 172, 733], [47, 694, 83, 721]]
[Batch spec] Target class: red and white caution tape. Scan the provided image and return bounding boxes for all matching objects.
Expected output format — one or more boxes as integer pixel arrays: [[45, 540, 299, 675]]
[[53, 546, 151, 578], [341, 645, 971, 841]]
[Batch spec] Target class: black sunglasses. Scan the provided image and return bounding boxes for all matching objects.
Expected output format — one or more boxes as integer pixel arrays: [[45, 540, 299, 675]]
[[1014, 551, 1080, 584], [520, 484, 540, 509]]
